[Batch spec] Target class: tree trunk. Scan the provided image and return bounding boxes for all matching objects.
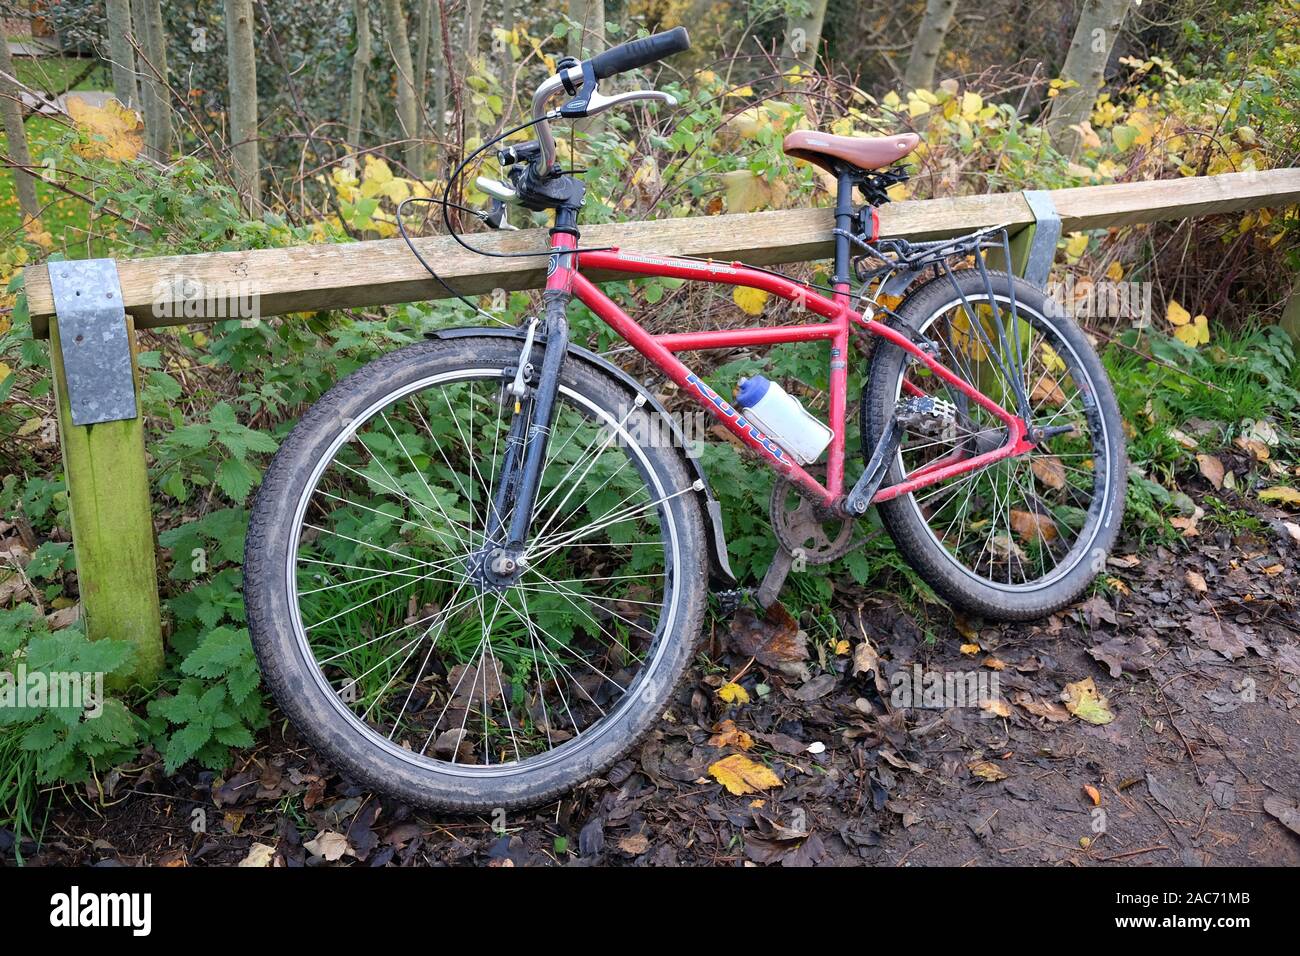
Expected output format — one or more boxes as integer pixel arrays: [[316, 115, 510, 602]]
[[567, 0, 605, 136], [223, 0, 260, 210], [381, 0, 422, 173], [567, 0, 605, 59], [0, 37, 40, 224], [105, 0, 138, 107], [784, 0, 828, 69], [903, 0, 958, 92], [347, 0, 370, 159], [134, 0, 170, 159], [465, 0, 484, 69], [415, 0, 446, 143], [1047, 0, 1132, 158]]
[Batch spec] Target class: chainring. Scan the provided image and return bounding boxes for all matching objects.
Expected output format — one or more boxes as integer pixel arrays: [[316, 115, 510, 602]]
[[769, 476, 857, 565]]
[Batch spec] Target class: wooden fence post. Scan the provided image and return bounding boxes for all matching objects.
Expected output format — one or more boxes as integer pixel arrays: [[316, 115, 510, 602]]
[[46, 269, 163, 683]]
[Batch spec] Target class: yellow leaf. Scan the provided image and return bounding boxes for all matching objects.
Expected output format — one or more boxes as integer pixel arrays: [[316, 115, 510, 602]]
[[1063, 232, 1088, 261], [1260, 486, 1300, 508], [1105, 260, 1124, 282], [961, 91, 982, 120], [66, 95, 143, 162], [733, 286, 769, 317], [832, 639, 850, 656], [0, 361, 11, 384], [1173, 314, 1209, 347], [1040, 342, 1066, 374], [881, 90, 902, 109], [708, 754, 782, 795], [1166, 299, 1191, 326], [1062, 677, 1114, 725], [1083, 784, 1102, 806], [721, 168, 771, 212], [717, 681, 750, 704], [960, 643, 981, 656], [968, 760, 1008, 782], [362, 155, 394, 184], [17, 416, 45, 437]]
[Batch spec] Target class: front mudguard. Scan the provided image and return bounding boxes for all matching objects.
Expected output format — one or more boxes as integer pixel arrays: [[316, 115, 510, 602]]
[[426, 325, 736, 584]]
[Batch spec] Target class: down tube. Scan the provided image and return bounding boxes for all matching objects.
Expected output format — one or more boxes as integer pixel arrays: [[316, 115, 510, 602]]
[[568, 270, 834, 506]]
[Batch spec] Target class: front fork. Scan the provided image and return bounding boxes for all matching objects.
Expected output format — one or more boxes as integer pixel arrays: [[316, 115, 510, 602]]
[[483, 238, 578, 574]]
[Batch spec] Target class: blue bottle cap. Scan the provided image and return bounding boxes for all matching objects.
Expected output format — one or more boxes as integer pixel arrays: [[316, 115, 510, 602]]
[[734, 374, 770, 410]]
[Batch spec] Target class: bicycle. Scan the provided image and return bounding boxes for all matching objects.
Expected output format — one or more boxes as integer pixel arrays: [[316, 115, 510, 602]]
[[244, 28, 1126, 811]]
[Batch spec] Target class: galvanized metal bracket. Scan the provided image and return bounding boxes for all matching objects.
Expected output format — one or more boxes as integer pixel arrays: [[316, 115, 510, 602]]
[[48, 259, 138, 426], [1020, 190, 1063, 289]]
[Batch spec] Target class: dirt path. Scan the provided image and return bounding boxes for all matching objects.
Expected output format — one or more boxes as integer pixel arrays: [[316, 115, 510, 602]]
[[9, 509, 1300, 867]]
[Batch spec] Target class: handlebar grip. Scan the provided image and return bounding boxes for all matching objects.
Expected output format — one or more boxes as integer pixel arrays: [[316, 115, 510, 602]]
[[588, 27, 690, 81]]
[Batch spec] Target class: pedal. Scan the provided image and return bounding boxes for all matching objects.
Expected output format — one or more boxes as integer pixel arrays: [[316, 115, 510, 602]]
[[712, 587, 752, 616]]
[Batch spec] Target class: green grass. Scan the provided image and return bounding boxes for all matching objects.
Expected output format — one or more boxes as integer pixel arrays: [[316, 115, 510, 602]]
[[1, 55, 107, 241], [13, 54, 107, 94], [0, 116, 92, 242]]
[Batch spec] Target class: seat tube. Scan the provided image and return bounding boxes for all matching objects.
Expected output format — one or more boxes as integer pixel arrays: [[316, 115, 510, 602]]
[[826, 167, 857, 498]]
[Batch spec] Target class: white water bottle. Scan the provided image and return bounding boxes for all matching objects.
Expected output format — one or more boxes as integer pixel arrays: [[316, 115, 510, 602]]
[[734, 375, 832, 465]]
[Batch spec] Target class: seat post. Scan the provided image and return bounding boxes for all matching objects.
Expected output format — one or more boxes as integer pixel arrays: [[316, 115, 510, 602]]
[[832, 164, 857, 289]]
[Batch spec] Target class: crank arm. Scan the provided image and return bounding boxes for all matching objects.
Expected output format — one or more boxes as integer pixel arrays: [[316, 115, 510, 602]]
[[844, 418, 904, 516]]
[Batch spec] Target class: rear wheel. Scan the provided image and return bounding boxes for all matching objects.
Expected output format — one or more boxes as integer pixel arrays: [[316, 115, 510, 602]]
[[245, 337, 708, 811], [864, 270, 1126, 620]]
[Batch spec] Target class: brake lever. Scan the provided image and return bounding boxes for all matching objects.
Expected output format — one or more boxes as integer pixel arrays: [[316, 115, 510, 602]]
[[483, 198, 518, 231], [558, 59, 678, 119], [580, 88, 678, 117]]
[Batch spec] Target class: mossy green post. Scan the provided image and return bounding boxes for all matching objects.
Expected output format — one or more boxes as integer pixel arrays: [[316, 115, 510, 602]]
[[48, 315, 163, 683]]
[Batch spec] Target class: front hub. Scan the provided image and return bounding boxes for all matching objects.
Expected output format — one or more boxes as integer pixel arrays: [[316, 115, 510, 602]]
[[466, 546, 527, 592]]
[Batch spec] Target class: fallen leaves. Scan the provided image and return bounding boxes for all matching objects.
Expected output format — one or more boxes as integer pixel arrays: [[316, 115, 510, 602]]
[[1184, 569, 1208, 594], [1260, 486, 1300, 508], [303, 830, 352, 862], [1009, 509, 1058, 544], [968, 760, 1009, 782], [1263, 795, 1300, 837], [708, 754, 782, 796], [717, 681, 750, 705], [1062, 677, 1115, 725], [238, 843, 277, 867], [1196, 454, 1224, 490], [708, 719, 754, 751], [1030, 455, 1067, 491]]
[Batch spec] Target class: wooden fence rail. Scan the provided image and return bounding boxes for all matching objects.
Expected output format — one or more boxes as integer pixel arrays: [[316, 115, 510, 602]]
[[20, 168, 1300, 679]]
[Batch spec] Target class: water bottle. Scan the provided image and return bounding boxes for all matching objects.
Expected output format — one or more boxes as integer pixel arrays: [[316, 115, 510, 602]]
[[734, 375, 832, 465]]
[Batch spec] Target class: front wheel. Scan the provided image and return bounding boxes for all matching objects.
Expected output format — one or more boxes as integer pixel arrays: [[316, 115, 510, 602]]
[[864, 270, 1127, 620], [244, 337, 708, 811]]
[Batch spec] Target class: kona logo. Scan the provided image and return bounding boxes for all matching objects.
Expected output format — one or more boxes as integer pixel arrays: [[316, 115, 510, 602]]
[[685, 373, 786, 462]]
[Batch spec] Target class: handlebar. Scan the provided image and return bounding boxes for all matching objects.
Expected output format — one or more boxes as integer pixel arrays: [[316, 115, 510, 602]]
[[589, 26, 690, 81], [530, 28, 690, 172]]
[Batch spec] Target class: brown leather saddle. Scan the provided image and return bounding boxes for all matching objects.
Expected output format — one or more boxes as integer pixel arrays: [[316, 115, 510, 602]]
[[782, 130, 920, 174]]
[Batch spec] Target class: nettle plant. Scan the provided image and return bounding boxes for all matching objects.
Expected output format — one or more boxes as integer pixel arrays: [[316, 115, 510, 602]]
[[0, 605, 140, 785]]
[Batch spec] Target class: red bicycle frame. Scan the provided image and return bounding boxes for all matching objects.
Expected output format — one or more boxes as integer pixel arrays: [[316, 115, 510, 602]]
[[545, 231, 1034, 513]]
